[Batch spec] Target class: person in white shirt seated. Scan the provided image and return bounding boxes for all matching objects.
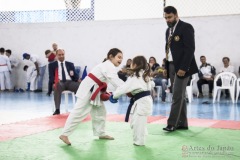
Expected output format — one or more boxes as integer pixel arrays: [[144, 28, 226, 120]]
[[197, 56, 216, 98], [216, 57, 235, 98]]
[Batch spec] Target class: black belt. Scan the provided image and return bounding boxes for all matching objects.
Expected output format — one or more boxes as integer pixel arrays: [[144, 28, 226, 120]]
[[169, 61, 173, 64], [125, 91, 151, 122]]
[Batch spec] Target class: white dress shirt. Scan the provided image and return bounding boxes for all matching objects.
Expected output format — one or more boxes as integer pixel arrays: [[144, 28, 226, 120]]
[[57, 60, 71, 81], [168, 20, 180, 62]]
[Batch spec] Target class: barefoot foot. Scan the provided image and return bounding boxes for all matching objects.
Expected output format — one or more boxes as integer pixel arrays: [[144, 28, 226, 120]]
[[99, 135, 114, 140], [59, 135, 71, 145]]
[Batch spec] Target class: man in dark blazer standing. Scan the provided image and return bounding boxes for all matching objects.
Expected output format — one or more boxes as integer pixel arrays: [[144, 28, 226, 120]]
[[163, 6, 198, 132], [49, 49, 80, 115]]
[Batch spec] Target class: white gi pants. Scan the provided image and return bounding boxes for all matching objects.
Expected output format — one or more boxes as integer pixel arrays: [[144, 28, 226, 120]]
[[30, 71, 38, 91], [62, 93, 107, 137], [130, 104, 149, 146], [0, 71, 11, 90]]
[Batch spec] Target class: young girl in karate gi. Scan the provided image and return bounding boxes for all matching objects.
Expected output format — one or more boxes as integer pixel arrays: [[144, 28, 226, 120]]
[[110, 55, 154, 146], [60, 48, 124, 145]]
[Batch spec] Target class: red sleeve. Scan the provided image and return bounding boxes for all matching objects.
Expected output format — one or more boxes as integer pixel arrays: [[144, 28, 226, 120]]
[[48, 53, 56, 62]]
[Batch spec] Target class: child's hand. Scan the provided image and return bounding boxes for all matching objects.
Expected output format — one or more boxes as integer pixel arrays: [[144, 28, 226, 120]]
[[109, 95, 118, 103]]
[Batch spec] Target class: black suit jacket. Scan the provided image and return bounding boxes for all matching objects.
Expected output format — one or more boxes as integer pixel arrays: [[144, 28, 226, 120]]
[[48, 61, 79, 84], [165, 20, 198, 78]]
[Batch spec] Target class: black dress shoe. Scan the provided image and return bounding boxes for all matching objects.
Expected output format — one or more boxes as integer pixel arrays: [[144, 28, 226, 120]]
[[163, 125, 176, 132], [53, 109, 60, 115], [176, 126, 189, 130]]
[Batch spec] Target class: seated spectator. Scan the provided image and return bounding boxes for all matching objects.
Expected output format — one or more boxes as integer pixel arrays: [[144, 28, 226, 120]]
[[49, 49, 81, 115], [118, 58, 132, 82], [23, 65, 38, 91], [149, 56, 160, 72], [216, 57, 234, 98], [150, 58, 168, 102], [151, 58, 168, 102], [197, 56, 216, 98]]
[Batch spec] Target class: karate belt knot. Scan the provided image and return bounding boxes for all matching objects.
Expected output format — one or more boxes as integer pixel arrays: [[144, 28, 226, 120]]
[[125, 91, 151, 122]]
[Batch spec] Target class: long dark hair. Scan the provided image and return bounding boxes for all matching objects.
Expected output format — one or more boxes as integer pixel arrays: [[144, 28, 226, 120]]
[[129, 56, 150, 82]]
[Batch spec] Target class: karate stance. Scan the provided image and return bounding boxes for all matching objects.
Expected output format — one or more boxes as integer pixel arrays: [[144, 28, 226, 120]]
[[110, 56, 154, 146], [60, 48, 124, 145]]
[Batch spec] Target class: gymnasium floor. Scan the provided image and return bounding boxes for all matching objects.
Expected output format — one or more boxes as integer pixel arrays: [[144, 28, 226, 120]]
[[0, 91, 240, 160]]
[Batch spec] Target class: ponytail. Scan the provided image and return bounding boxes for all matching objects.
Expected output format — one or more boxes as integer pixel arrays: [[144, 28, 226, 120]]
[[143, 63, 151, 82]]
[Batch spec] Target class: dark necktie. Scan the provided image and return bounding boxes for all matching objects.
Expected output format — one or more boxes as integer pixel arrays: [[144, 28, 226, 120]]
[[166, 28, 173, 60], [61, 62, 66, 82]]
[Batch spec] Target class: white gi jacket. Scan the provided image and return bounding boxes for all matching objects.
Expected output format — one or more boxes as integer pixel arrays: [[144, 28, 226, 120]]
[[9, 55, 19, 68], [26, 66, 37, 83], [75, 60, 124, 107], [113, 70, 155, 116], [0, 55, 11, 72]]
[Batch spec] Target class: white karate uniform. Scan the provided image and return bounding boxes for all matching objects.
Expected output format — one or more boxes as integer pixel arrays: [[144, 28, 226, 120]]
[[26, 66, 38, 91], [113, 70, 155, 145], [62, 60, 124, 137], [9, 55, 19, 89], [0, 55, 12, 90]]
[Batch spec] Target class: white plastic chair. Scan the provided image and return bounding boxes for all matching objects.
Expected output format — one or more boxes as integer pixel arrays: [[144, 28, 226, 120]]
[[213, 72, 237, 103], [52, 90, 76, 112], [235, 78, 240, 103], [186, 74, 196, 103]]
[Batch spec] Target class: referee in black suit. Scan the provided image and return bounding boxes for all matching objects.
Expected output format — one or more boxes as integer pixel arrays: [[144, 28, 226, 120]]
[[163, 6, 198, 132]]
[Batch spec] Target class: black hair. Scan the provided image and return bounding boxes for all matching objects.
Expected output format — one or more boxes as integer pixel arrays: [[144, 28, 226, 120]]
[[45, 49, 51, 55], [163, 58, 166, 63], [164, 6, 178, 15], [6, 49, 12, 55], [149, 56, 157, 63], [129, 56, 150, 82], [126, 59, 132, 68], [222, 57, 230, 62], [107, 48, 122, 59], [200, 55, 206, 59], [23, 65, 29, 71], [0, 48, 5, 53], [102, 58, 107, 62]]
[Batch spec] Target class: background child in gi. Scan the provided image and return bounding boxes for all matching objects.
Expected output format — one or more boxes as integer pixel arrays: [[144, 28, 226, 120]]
[[59, 48, 124, 145], [23, 65, 38, 91], [110, 55, 154, 146]]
